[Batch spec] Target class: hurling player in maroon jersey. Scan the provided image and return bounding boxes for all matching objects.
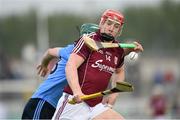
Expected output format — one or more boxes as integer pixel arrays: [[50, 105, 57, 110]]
[[52, 9, 143, 120]]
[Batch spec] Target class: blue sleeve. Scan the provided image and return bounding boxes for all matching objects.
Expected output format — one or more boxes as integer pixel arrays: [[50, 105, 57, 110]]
[[58, 44, 74, 60]]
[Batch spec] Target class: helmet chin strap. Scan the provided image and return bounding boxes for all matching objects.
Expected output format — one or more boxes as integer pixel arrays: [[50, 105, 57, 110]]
[[100, 33, 114, 42]]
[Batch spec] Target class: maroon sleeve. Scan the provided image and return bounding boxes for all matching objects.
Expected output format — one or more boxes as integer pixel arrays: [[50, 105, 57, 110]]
[[117, 49, 125, 68], [72, 37, 91, 60], [117, 56, 124, 68]]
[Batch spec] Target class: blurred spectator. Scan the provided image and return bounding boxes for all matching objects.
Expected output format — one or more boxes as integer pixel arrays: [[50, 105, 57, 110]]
[[164, 70, 175, 83], [163, 70, 176, 103], [149, 85, 168, 120], [154, 70, 163, 85]]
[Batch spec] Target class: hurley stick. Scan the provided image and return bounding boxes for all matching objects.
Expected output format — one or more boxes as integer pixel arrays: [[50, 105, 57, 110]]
[[84, 36, 136, 51], [68, 81, 134, 104]]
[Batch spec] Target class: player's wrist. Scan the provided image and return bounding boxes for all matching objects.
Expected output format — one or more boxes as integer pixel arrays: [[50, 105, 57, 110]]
[[72, 89, 83, 96]]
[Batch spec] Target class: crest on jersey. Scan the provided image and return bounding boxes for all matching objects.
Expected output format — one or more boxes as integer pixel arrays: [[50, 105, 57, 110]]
[[98, 50, 103, 54]]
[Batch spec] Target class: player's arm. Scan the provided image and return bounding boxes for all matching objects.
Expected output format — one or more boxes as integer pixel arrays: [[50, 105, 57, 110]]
[[124, 41, 144, 55], [102, 65, 125, 107], [65, 53, 85, 103], [37, 48, 60, 77]]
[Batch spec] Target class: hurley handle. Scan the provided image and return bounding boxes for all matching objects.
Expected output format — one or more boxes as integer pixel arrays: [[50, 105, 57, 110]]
[[119, 43, 136, 48]]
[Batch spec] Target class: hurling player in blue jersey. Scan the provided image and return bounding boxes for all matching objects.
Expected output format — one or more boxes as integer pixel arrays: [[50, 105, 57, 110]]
[[21, 23, 99, 119]]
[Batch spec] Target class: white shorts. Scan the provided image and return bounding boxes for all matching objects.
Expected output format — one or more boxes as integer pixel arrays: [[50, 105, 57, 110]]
[[52, 93, 109, 120]]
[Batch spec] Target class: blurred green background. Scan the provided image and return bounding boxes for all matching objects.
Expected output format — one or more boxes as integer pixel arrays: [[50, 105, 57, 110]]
[[0, 0, 180, 119]]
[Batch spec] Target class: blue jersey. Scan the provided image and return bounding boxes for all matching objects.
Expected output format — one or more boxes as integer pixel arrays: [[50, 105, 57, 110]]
[[32, 44, 74, 108]]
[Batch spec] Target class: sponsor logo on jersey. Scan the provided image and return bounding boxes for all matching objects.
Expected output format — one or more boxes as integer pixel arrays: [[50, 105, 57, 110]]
[[91, 60, 115, 74]]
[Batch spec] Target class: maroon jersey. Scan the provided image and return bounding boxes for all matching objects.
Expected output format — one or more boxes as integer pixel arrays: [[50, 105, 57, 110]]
[[64, 32, 125, 107]]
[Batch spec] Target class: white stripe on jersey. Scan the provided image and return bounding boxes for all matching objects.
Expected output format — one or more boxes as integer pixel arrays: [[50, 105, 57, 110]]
[[73, 32, 96, 53], [73, 37, 84, 53]]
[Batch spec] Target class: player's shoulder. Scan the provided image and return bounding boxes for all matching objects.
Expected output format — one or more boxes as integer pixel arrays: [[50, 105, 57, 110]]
[[88, 32, 102, 42], [86, 32, 97, 38], [76, 32, 98, 44]]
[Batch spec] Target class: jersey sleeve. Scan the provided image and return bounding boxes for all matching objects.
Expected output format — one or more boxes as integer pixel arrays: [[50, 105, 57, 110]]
[[117, 55, 124, 68], [117, 49, 125, 68], [59, 44, 74, 60], [72, 37, 91, 60]]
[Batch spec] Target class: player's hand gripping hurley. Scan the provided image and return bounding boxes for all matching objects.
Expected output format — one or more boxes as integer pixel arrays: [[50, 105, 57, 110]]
[[84, 36, 136, 51], [68, 81, 134, 104]]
